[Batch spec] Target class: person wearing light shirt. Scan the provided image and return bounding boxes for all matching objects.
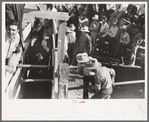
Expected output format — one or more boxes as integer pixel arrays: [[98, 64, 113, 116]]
[[129, 32, 144, 66], [97, 15, 109, 52], [105, 4, 116, 20], [100, 20, 118, 55], [110, 4, 129, 23], [89, 14, 100, 51], [85, 58, 115, 99], [5, 20, 22, 90], [117, 25, 130, 64]]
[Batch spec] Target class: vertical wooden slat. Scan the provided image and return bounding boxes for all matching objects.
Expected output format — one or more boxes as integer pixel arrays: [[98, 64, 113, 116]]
[[58, 21, 66, 63], [58, 63, 69, 99]]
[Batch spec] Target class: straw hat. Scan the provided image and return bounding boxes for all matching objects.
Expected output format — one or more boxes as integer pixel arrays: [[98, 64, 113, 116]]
[[76, 52, 89, 63], [80, 26, 90, 32], [69, 24, 76, 31], [85, 58, 102, 69], [92, 14, 99, 20]]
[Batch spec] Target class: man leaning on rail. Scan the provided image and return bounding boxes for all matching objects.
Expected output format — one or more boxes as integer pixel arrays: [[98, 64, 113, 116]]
[[5, 20, 22, 90]]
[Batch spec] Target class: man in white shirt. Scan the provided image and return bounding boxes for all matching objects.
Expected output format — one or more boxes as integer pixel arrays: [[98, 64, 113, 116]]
[[100, 20, 119, 55], [5, 20, 22, 90]]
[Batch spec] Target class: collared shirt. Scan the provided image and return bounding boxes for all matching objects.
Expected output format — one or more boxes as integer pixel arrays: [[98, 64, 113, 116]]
[[107, 25, 118, 38], [5, 32, 20, 59], [100, 22, 110, 33], [120, 31, 130, 45], [94, 66, 115, 90], [89, 20, 100, 32]]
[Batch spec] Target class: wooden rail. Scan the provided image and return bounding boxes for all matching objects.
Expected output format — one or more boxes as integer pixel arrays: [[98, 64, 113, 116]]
[[68, 80, 145, 90], [17, 64, 53, 68], [20, 79, 52, 82]]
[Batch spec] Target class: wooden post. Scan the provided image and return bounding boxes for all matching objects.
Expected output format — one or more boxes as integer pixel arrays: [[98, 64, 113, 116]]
[[58, 63, 69, 99], [58, 21, 66, 63]]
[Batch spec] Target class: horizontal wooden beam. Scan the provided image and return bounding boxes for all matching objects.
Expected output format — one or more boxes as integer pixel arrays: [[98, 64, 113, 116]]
[[27, 11, 70, 21], [20, 79, 53, 82], [113, 80, 145, 86], [68, 80, 145, 90], [17, 64, 53, 68], [69, 66, 78, 69]]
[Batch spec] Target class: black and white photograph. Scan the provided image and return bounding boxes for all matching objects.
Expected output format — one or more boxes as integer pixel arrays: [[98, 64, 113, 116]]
[[2, 1, 148, 120]]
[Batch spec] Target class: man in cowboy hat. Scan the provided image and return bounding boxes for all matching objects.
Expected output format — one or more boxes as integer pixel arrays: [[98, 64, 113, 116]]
[[85, 58, 115, 99], [115, 25, 130, 65], [76, 53, 95, 99], [100, 19, 119, 55], [70, 26, 92, 66], [89, 14, 100, 51]]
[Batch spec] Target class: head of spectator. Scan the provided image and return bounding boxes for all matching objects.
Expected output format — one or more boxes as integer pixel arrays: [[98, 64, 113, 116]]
[[101, 15, 107, 23], [47, 4, 54, 11], [92, 14, 99, 21], [69, 24, 76, 31], [7, 20, 19, 39], [80, 26, 90, 33]]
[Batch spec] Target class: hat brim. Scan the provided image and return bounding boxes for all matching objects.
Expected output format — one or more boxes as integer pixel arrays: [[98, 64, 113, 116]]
[[92, 17, 99, 20], [86, 62, 102, 69], [77, 59, 89, 63], [81, 30, 90, 32]]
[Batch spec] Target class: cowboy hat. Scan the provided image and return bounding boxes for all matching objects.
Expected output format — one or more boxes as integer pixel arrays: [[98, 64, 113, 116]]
[[85, 58, 102, 69], [76, 52, 89, 63], [92, 14, 99, 20], [69, 24, 76, 31], [80, 26, 90, 32]]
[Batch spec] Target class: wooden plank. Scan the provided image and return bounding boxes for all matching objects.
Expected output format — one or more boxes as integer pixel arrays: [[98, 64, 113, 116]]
[[52, 19, 58, 34], [58, 21, 66, 63], [5, 68, 22, 99], [17, 64, 53, 68], [27, 11, 69, 21], [68, 80, 145, 90], [113, 80, 145, 86], [23, 22, 32, 41], [57, 39, 62, 64], [20, 79, 52, 82], [58, 63, 69, 99], [69, 66, 78, 69]]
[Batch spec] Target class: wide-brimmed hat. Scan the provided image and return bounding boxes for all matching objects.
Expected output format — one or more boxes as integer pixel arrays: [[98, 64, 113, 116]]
[[65, 26, 73, 32], [85, 58, 102, 69], [69, 24, 76, 31], [76, 52, 89, 63], [92, 14, 99, 20], [80, 26, 90, 32]]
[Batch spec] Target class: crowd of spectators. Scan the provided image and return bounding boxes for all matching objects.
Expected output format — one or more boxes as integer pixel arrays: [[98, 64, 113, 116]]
[[53, 3, 145, 66]]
